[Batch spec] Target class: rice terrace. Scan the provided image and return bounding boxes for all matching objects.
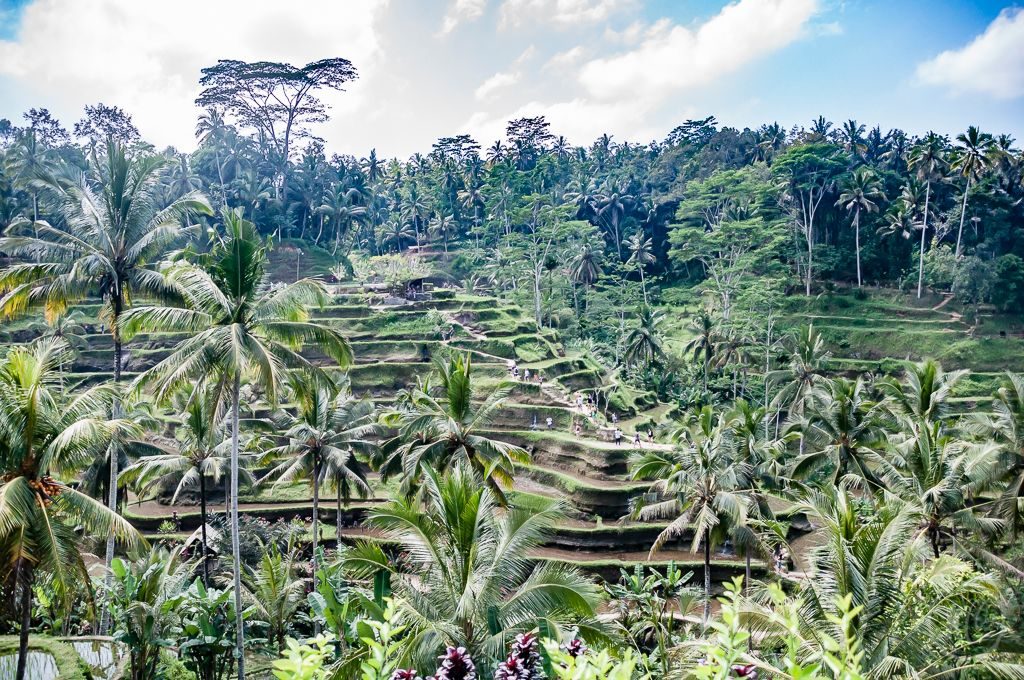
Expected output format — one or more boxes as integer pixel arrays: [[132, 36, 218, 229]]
[[0, 1, 1023, 678]]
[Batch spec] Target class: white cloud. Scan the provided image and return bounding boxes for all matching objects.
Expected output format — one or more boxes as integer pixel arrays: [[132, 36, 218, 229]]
[[475, 71, 522, 100], [916, 7, 1024, 100], [499, 0, 633, 29], [438, 0, 487, 35], [473, 46, 534, 100], [0, 0, 388, 150], [602, 18, 670, 45], [543, 46, 587, 71], [579, 0, 819, 102], [467, 0, 816, 150]]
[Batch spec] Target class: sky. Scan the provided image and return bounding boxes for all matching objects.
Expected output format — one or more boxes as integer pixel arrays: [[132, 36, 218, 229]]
[[0, 0, 1022, 159]]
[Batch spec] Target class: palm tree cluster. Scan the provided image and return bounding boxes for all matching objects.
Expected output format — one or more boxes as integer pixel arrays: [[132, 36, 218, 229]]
[[630, 329, 1024, 676]]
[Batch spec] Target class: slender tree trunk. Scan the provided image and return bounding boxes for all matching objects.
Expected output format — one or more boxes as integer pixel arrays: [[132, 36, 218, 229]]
[[336, 486, 343, 551], [931, 525, 940, 559], [955, 177, 971, 260], [639, 266, 648, 306], [805, 216, 813, 297], [312, 454, 321, 636], [99, 304, 123, 636], [15, 565, 32, 680], [745, 551, 752, 651], [918, 181, 931, 299], [703, 528, 711, 630], [230, 372, 246, 680], [854, 206, 862, 287], [200, 471, 210, 587], [215, 149, 228, 208]]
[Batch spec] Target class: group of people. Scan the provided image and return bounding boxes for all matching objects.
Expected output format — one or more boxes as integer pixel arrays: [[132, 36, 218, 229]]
[[572, 391, 655, 447], [506, 359, 545, 386]]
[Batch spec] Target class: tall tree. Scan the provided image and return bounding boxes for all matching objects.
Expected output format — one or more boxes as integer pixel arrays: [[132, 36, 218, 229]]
[[836, 166, 885, 287], [951, 126, 995, 259], [196, 58, 358, 197], [122, 208, 352, 679], [0, 339, 142, 680], [0, 140, 211, 629], [773, 143, 845, 296], [908, 132, 948, 298], [631, 406, 751, 627]]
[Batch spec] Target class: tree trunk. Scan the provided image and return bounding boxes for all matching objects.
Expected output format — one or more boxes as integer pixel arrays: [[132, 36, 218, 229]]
[[918, 181, 931, 299], [639, 265, 648, 306], [230, 372, 246, 680], [805, 216, 813, 297], [200, 471, 210, 587], [703, 528, 711, 630], [745, 551, 752, 651], [854, 206, 862, 288], [336, 485, 343, 551], [15, 564, 31, 680], [99, 306, 123, 635], [955, 177, 970, 260]]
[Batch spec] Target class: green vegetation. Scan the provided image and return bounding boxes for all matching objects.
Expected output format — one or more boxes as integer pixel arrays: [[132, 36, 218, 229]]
[[1, 59, 1023, 680]]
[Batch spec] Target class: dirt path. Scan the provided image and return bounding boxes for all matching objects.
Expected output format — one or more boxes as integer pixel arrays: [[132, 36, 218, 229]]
[[932, 293, 955, 311]]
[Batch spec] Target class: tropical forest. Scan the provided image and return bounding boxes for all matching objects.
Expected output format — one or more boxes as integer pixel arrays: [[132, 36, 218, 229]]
[[1, 15, 1024, 680]]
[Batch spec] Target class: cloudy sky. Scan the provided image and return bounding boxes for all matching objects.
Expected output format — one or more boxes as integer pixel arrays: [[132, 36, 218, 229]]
[[1, 0, 1022, 158]]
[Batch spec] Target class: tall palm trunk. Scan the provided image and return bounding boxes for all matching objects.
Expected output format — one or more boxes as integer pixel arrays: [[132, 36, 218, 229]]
[[311, 453, 321, 635], [230, 372, 246, 680], [955, 177, 971, 260], [853, 206, 862, 287], [199, 471, 210, 587], [918, 181, 931, 299], [638, 265, 648, 306], [703, 528, 711, 630], [15, 562, 31, 680], [336, 486, 343, 551], [100, 295, 124, 635]]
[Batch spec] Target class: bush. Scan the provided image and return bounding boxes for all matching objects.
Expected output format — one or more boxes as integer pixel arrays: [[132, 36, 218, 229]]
[[158, 655, 198, 680], [995, 254, 1024, 313]]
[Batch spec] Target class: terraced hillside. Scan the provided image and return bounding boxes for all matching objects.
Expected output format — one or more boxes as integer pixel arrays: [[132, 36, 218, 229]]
[[1, 279, 773, 588]]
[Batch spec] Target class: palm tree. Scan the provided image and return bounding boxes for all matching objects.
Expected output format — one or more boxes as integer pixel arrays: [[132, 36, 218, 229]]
[[951, 126, 996, 259], [245, 539, 308, 651], [626, 232, 655, 305], [428, 212, 456, 255], [836, 166, 885, 287], [119, 386, 251, 586], [595, 182, 634, 260], [767, 484, 1024, 678], [907, 132, 948, 298], [317, 185, 366, 254], [261, 380, 376, 594], [623, 306, 665, 369], [791, 376, 891, 488], [768, 324, 831, 430], [879, 359, 967, 427], [377, 352, 528, 505], [0, 339, 143, 680], [380, 219, 414, 253], [122, 208, 352, 680], [630, 406, 751, 627], [0, 140, 211, 627], [683, 309, 718, 392], [879, 420, 1003, 558], [965, 373, 1024, 534], [195, 107, 231, 207], [568, 239, 602, 314], [343, 465, 605, 673]]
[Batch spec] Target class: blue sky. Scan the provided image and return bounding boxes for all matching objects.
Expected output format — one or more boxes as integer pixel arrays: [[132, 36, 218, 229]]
[[0, 0, 1021, 157]]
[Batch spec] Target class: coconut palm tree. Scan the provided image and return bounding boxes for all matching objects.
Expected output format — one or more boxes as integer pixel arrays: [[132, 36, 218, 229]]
[[0, 339, 143, 680], [630, 406, 752, 627], [119, 386, 257, 586], [761, 484, 1024, 678], [595, 182, 634, 260], [951, 126, 996, 259], [377, 352, 528, 506], [683, 309, 718, 393], [964, 373, 1024, 534], [121, 208, 352, 680], [791, 376, 892, 489], [768, 324, 832, 430], [878, 420, 1003, 558], [343, 465, 605, 673], [568, 238, 602, 314], [626, 232, 655, 305], [260, 380, 377, 593], [0, 140, 211, 630], [907, 132, 948, 298], [879, 359, 967, 427], [836, 166, 885, 287], [623, 307, 665, 369], [244, 539, 307, 651]]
